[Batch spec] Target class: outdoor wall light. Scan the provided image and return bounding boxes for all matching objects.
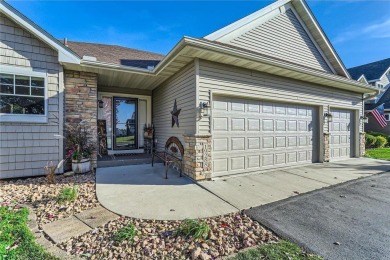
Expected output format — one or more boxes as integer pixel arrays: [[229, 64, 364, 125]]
[[98, 99, 104, 109], [360, 116, 369, 124], [200, 101, 211, 117], [324, 112, 333, 122]]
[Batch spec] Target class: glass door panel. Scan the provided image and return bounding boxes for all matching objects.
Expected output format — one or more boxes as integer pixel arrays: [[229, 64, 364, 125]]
[[114, 97, 137, 150]]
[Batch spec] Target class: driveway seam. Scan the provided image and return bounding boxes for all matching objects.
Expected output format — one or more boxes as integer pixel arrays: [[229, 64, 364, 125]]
[[195, 181, 241, 212], [279, 169, 333, 185]]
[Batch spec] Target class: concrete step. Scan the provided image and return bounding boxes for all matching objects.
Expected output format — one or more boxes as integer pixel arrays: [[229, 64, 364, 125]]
[[97, 157, 153, 168]]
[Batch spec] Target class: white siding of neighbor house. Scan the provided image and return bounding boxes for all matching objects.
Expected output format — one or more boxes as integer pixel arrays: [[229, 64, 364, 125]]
[[228, 8, 332, 73], [0, 13, 63, 178], [197, 60, 363, 137], [153, 62, 196, 150]]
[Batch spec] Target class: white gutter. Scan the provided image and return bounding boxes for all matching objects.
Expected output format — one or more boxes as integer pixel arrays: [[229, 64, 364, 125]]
[[182, 37, 377, 93], [80, 60, 155, 75], [74, 36, 376, 94]]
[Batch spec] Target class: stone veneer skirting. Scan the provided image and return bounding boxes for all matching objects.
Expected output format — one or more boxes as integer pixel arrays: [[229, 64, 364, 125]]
[[183, 134, 212, 181], [64, 70, 98, 168], [323, 132, 330, 162], [359, 132, 365, 157]]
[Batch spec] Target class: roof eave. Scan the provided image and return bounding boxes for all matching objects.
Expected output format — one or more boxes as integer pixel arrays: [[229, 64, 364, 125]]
[[183, 37, 376, 94]]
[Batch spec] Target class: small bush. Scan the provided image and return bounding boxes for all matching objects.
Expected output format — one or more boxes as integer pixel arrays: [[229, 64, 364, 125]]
[[367, 131, 390, 147], [375, 136, 387, 148], [365, 134, 377, 148], [113, 224, 137, 242], [56, 186, 78, 203], [176, 219, 210, 240]]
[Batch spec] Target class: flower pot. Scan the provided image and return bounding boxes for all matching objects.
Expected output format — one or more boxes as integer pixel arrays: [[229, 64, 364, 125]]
[[72, 158, 91, 174]]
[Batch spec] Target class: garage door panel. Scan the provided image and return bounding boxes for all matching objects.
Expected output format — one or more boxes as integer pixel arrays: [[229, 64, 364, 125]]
[[231, 118, 245, 131], [213, 117, 228, 131], [212, 97, 318, 177], [330, 108, 354, 160]]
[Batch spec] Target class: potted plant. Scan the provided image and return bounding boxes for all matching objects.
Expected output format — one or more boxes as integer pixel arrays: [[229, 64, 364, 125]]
[[65, 124, 95, 174]]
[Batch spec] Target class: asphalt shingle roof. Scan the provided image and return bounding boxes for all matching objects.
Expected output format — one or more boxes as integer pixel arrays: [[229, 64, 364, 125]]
[[348, 58, 390, 81], [63, 40, 165, 69]]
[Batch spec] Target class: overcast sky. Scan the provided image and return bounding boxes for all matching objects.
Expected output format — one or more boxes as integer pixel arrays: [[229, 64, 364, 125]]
[[8, 0, 390, 68]]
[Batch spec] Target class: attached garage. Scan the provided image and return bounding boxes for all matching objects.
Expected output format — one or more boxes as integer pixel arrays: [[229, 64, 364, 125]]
[[329, 108, 355, 159], [212, 96, 319, 177]]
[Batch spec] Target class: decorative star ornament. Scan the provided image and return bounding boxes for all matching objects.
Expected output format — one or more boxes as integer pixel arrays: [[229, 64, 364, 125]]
[[171, 99, 181, 127]]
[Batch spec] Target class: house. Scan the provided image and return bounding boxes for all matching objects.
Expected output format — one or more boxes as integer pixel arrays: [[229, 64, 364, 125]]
[[348, 58, 390, 134], [0, 0, 376, 180]]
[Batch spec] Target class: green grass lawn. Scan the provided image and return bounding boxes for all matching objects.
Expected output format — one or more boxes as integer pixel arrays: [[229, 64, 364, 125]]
[[0, 206, 57, 260], [232, 240, 322, 260], [365, 148, 390, 161]]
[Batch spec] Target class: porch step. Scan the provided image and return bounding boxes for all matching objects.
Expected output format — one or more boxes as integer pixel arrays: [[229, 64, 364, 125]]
[[97, 155, 162, 168]]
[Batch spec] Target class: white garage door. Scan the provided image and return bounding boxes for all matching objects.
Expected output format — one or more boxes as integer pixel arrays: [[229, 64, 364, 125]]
[[212, 96, 318, 177], [330, 108, 354, 159]]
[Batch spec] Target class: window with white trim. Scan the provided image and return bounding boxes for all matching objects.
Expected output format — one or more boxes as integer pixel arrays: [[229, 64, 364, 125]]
[[0, 66, 47, 123], [385, 113, 390, 121], [0, 73, 45, 115]]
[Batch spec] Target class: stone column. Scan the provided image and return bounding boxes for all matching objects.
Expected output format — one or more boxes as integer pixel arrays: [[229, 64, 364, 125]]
[[64, 70, 98, 168], [183, 134, 212, 181], [323, 132, 330, 162], [359, 132, 365, 157]]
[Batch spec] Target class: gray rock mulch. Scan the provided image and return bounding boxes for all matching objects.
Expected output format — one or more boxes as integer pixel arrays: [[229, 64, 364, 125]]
[[1, 173, 279, 259]]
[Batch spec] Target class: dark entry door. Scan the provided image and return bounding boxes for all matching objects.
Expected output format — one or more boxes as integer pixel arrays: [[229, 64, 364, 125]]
[[113, 97, 137, 150]]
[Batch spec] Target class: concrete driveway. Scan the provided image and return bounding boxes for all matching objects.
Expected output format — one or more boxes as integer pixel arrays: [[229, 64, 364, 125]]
[[246, 171, 390, 260], [199, 158, 390, 210]]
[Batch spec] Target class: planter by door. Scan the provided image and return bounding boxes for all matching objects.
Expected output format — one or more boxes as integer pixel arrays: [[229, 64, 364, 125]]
[[72, 158, 91, 174]]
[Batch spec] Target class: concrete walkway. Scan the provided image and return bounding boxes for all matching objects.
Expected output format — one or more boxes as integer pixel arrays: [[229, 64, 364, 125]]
[[96, 164, 237, 220], [42, 206, 119, 244], [96, 158, 390, 220]]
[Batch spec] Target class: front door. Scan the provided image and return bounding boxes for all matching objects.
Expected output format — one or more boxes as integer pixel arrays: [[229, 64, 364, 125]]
[[113, 97, 138, 150]]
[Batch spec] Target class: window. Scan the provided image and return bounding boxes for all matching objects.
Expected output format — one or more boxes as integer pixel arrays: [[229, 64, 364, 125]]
[[0, 66, 47, 123], [377, 83, 383, 89], [385, 114, 390, 121]]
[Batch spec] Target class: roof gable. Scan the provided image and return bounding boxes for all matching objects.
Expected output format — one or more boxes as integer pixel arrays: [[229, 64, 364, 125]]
[[227, 8, 332, 73], [348, 58, 390, 81], [204, 0, 350, 78], [0, 1, 80, 64]]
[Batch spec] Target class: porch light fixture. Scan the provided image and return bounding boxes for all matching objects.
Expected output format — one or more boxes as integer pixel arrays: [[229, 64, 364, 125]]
[[200, 101, 211, 117], [324, 112, 333, 122], [98, 99, 104, 109], [360, 116, 369, 124]]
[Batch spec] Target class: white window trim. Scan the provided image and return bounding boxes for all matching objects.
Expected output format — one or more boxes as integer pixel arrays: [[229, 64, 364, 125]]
[[0, 65, 48, 123], [385, 113, 390, 122]]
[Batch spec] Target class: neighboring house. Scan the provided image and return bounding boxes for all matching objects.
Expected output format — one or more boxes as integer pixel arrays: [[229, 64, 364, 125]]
[[348, 58, 390, 134], [0, 0, 376, 180]]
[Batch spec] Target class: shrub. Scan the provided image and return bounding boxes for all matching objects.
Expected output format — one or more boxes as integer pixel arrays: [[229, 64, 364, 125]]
[[367, 131, 390, 147], [176, 219, 210, 240], [113, 224, 137, 242], [56, 186, 78, 203], [365, 134, 377, 148], [375, 136, 387, 148]]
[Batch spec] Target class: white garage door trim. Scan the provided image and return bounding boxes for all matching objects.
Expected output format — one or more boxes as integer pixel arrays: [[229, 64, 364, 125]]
[[212, 95, 319, 177], [329, 108, 355, 160]]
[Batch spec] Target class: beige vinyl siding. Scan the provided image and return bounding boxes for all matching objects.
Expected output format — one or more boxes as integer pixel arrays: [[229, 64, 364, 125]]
[[0, 13, 63, 178], [197, 60, 363, 136], [228, 9, 332, 73], [153, 62, 196, 150]]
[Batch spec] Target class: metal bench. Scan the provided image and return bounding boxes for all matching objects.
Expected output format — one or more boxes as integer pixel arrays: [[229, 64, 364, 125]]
[[152, 136, 184, 179]]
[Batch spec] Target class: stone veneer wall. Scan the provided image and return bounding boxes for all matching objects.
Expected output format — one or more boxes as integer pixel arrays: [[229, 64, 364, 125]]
[[323, 132, 330, 162], [64, 70, 98, 168], [183, 134, 212, 181], [359, 132, 365, 157]]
